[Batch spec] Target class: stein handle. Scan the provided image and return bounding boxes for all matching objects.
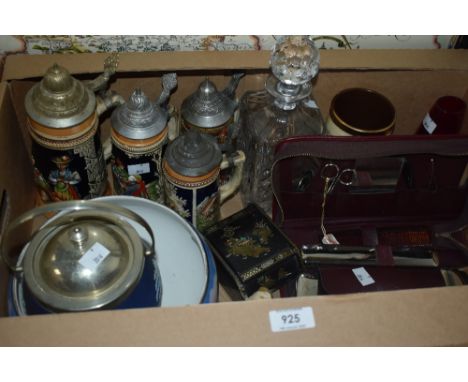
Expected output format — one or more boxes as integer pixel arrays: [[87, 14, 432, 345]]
[[86, 53, 119, 93], [96, 90, 126, 160], [1, 200, 157, 273], [222, 72, 244, 101], [96, 90, 126, 117], [219, 150, 245, 204], [167, 105, 180, 142], [156, 73, 178, 107]]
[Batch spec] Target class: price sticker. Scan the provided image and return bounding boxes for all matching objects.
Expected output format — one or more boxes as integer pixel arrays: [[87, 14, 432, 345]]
[[352, 267, 375, 286], [423, 113, 437, 134], [79, 242, 111, 271], [322, 233, 340, 245], [128, 163, 151, 176], [269, 307, 315, 333]]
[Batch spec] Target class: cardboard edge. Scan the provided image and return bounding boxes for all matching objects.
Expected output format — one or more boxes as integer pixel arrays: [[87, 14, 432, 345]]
[[0, 80, 37, 317], [2, 50, 468, 346], [4, 50, 468, 81], [320, 49, 468, 72], [3, 51, 271, 80], [1, 285, 468, 346]]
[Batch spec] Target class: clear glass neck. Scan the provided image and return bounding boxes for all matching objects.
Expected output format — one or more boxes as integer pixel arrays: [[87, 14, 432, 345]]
[[265, 75, 312, 110]]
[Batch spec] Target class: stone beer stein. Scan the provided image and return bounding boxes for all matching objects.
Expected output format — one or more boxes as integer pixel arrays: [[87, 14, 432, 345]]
[[162, 130, 245, 231], [25, 54, 123, 202], [110, 73, 177, 203], [180, 73, 243, 150]]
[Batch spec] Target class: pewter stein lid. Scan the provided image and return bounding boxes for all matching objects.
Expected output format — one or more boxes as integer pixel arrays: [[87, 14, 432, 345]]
[[22, 208, 146, 312], [181, 75, 242, 129], [164, 130, 222, 177], [111, 89, 168, 140], [111, 73, 177, 140], [25, 64, 96, 128]]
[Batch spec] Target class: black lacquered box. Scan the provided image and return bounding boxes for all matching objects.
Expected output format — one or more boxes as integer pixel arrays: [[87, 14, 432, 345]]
[[204, 203, 301, 299]]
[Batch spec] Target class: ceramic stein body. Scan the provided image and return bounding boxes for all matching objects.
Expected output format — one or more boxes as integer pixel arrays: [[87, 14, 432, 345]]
[[163, 130, 245, 231], [180, 74, 243, 150], [110, 75, 177, 203], [25, 55, 122, 202]]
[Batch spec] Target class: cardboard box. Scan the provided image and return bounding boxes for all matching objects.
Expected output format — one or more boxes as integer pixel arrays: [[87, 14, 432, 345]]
[[1, 50, 468, 346]]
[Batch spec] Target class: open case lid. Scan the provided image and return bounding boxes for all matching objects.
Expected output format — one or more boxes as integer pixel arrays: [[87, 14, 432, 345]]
[[272, 135, 468, 249]]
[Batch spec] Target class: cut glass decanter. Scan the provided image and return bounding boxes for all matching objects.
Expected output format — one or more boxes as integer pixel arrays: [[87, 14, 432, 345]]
[[235, 36, 326, 215]]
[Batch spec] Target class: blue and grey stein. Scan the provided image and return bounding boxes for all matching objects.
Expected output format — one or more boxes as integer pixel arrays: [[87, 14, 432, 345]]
[[110, 74, 177, 203], [162, 130, 245, 232]]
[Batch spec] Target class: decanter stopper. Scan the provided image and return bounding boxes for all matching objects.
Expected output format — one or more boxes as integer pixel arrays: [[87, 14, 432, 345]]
[[266, 36, 320, 110], [270, 36, 319, 86]]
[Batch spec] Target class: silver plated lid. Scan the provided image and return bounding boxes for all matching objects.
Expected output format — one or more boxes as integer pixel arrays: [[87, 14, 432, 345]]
[[111, 89, 168, 140], [164, 130, 222, 177], [23, 209, 145, 312], [181, 75, 242, 129], [25, 64, 96, 128]]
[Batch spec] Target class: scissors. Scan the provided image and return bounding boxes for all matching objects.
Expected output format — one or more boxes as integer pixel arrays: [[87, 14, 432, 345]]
[[320, 162, 357, 193]]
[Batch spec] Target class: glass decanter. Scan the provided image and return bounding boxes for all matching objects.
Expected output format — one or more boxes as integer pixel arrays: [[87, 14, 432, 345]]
[[236, 36, 326, 215]]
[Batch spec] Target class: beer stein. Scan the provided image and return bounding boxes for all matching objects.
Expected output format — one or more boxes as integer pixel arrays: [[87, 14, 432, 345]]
[[25, 54, 123, 202], [180, 73, 243, 150], [162, 130, 245, 231], [110, 73, 177, 203]]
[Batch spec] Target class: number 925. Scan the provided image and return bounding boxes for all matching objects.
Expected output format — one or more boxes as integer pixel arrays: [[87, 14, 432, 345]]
[[281, 313, 300, 324]]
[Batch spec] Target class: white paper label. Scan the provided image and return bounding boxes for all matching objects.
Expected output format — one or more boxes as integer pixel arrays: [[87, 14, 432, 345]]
[[423, 113, 437, 134], [79, 242, 111, 270], [269, 307, 315, 332], [322, 233, 340, 245], [127, 163, 151, 176], [352, 267, 375, 286], [303, 99, 318, 109]]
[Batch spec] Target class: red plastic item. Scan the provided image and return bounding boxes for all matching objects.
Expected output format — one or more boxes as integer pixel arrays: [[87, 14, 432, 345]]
[[417, 96, 466, 135]]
